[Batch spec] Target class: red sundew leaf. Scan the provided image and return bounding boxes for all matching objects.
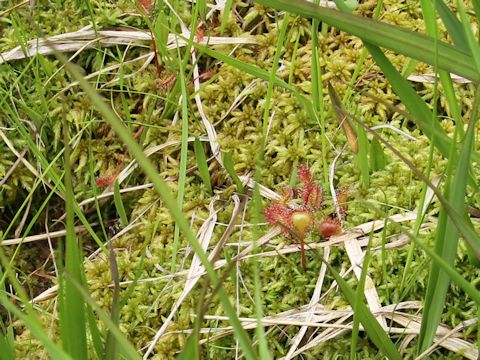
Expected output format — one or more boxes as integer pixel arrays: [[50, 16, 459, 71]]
[[337, 186, 349, 218], [297, 165, 313, 187], [297, 165, 323, 210], [264, 203, 293, 232], [138, 0, 153, 15], [318, 217, 342, 238], [96, 174, 117, 187], [307, 184, 323, 210]]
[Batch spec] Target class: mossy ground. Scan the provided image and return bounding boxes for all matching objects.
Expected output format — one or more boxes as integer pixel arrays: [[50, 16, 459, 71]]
[[1, 0, 479, 359]]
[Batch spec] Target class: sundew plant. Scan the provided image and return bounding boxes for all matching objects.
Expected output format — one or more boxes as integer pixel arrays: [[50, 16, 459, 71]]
[[0, 0, 479, 359]]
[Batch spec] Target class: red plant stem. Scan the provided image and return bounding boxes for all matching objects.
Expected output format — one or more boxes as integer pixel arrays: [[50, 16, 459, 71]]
[[300, 240, 306, 270], [149, 28, 163, 78]]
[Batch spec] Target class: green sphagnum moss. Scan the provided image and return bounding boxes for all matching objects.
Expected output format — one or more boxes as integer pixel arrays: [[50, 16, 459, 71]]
[[1, 0, 479, 359]]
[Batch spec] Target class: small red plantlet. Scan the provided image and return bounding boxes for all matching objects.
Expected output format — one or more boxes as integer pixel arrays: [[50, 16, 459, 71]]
[[264, 165, 346, 269], [137, 0, 153, 15], [318, 217, 342, 238], [95, 165, 123, 187]]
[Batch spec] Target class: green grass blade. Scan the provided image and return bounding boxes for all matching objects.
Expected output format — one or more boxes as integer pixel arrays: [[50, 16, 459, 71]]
[[194, 137, 213, 195], [435, 0, 469, 51], [0, 325, 15, 360], [351, 235, 374, 360], [323, 262, 402, 360], [58, 114, 87, 359], [222, 150, 245, 194], [253, 0, 479, 81], [170, 45, 190, 273], [369, 138, 386, 171], [113, 179, 128, 227], [177, 331, 199, 360], [54, 49, 257, 360], [65, 275, 141, 360], [456, 0, 480, 71], [0, 293, 73, 360], [413, 236, 480, 304], [364, 43, 454, 159], [418, 86, 480, 352], [220, 0, 234, 35], [311, 1, 329, 187]]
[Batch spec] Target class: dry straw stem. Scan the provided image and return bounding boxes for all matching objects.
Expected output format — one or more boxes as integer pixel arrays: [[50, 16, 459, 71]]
[[194, 302, 477, 359], [143, 195, 220, 358], [0, 129, 63, 200], [0, 28, 257, 64]]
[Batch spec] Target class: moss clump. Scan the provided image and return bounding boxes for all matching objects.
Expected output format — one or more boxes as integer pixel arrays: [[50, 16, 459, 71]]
[[3, 1, 479, 359]]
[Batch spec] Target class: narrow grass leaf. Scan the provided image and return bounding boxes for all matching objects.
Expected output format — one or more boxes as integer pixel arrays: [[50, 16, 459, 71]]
[[435, 0, 469, 51], [171, 47, 191, 273], [220, 0, 234, 35], [369, 138, 386, 171], [253, 0, 479, 81], [0, 293, 72, 360], [86, 303, 104, 360], [55, 50, 257, 360], [66, 275, 141, 360], [177, 327, 199, 360], [351, 235, 374, 360], [113, 179, 128, 227], [0, 329, 14, 360], [413, 236, 480, 304], [323, 261, 402, 360], [154, 10, 169, 59], [222, 150, 245, 194], [59, 115, 88, 359], [197, 0, 206, 21], [456, 0, 480, 71], [418, 87, 480, 352], [194, 137, 213, 195]]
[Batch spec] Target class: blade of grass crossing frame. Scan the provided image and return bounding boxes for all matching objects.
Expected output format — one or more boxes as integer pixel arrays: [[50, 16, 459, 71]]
[[311, 0, 329, 186], [418, 85, 480, 353], [350, 234, 374, 360], [197, 0, 206, 22], [364, 43, 453, 160], [329, 85, 480, 260], [170, 46, 190, 273], [194, 137, 213, 195], [323, 261, 402, 359], [0, 293, 73, 360], [66, 275, 141, 360], [435, 0, 469, 51], [252, 0, 478, 81], [0, 326, 14, 360], [53, 48, 257, 360], [177, 331, 199, 360], [456, 0, 480, 71], [255, 13, 291, 357], [369, 138, 386, 171], [222, 150, 245, 194], [114, 179, 128, 227], [220, 0, 234, 35], [59, 114, 88, 359]]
